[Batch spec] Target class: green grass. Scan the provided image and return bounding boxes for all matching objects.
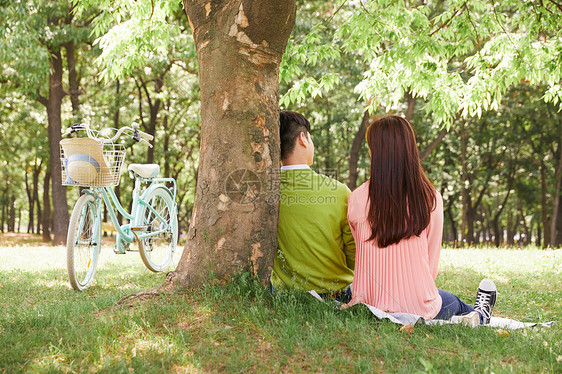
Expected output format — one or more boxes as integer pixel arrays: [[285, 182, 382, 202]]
[[0, 237, 560, 373]]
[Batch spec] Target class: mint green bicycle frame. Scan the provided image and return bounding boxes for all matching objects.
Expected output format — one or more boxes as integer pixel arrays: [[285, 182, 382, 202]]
[[82, 176, 177, 252]]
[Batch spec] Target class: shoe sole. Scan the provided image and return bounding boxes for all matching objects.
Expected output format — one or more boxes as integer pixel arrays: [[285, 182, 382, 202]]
[[451, 311, 480, 328]]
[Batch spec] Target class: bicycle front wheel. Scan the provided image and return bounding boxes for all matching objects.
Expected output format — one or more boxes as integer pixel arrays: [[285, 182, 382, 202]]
[[67, 193, 102, 290], [136, 187, 177, 272]]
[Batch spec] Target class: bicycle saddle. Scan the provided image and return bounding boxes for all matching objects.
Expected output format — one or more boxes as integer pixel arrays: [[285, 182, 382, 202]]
[[128, 164, 160, 178]]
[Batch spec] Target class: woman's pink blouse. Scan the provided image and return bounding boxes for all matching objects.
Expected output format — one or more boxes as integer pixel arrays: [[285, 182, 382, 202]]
[[347, 182, 444, 320]]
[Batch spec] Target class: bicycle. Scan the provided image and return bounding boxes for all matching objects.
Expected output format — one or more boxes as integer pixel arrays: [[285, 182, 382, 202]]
[[60, 123, 178, 291]]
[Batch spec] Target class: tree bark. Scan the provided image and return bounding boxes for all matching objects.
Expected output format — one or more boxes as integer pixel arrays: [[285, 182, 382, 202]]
[[347, 111, 370, 190], [36, 169, 43, 234], [163, 1, 296, 289], [42, 170, 52, 242], [65, 42, 81, 118], [8, 195, 15, 232], [519, 201, 530, 245], [540, 164, 550, 247], [113, 80, 123, 226], [17, 207, 21, 233], [444, 192, 458, 244], [25, 170, 34, 233], [537, 221, 542, 247], [460, 127, 473, 244], [506, 211, 519, 246], [404, 91, 416, 121], [492, 168, 515, 247], [550, 139, 562, 247], [138, 66, 169, 164], [554, 197, 562, 248], [38, 49, 69, 245], [1, 196, 5, 233]]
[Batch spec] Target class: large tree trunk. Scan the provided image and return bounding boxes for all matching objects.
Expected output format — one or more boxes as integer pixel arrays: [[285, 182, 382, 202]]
[[38, 49, 69, 245], [163, 1, 296, 289]]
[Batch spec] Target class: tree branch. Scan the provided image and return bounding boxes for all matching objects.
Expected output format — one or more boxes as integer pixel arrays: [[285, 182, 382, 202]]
[[36, 88, 48, 107], [326, 0, 349, 25], [420, 128, 448, 161], [170, 59, 198, 75], [429, 6, 461, 37], [549, 0, 562, 12]]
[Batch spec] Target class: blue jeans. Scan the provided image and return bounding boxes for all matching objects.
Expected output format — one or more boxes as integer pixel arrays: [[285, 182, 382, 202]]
[[318, 286, 352, 303], [435, 289, 482, 323]]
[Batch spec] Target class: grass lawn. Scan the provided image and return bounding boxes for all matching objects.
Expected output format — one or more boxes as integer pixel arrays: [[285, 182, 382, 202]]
[[0, 234, 560, 373]]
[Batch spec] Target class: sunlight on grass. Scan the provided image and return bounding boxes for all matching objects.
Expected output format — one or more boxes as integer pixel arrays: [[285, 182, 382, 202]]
[[441, 247, 562, 275], [0, 242, 183, 276]]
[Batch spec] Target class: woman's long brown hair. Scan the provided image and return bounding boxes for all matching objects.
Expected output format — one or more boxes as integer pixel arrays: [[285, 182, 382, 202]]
[[365, 115, 436, 248]]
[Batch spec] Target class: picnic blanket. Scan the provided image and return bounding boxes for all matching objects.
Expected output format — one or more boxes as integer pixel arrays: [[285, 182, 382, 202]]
[[308, 291, 556, 330]]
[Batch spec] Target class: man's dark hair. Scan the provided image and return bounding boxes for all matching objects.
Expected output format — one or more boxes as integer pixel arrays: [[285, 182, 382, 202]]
[[279, 111, 311, 160]]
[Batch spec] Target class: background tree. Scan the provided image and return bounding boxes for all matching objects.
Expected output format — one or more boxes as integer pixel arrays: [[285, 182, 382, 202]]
[[0, 1, 95, 244], [1, 0, 562, 284]]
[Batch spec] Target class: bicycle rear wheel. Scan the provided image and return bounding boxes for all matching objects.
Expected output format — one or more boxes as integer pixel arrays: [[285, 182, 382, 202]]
[[67, 194, 102, 290], [136, 187, 177, 272]]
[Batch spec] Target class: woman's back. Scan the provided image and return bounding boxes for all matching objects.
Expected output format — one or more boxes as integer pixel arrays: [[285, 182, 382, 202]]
[[347, 182, 444, 320]]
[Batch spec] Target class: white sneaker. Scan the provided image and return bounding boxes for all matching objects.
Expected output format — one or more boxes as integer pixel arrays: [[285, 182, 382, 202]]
[[451, 311, 480, 328]]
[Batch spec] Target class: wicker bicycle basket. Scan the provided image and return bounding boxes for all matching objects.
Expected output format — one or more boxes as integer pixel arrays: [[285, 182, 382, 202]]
[[60, 138, 125, 187]]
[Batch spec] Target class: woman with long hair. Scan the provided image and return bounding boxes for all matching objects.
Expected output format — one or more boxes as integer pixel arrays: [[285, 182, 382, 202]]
[[346, 115, 496, 325]]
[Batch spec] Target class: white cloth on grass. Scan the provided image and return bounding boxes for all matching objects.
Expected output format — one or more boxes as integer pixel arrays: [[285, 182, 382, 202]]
[[308, 290, 556, 330]]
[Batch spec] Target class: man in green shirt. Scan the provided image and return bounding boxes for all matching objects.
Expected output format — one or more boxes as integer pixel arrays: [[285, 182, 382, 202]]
[[270, 111, 356, 302]]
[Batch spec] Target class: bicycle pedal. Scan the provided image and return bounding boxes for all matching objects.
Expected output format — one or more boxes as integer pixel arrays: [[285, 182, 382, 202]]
[[113, 247, 127, 254], [130, 226, 148, 231]]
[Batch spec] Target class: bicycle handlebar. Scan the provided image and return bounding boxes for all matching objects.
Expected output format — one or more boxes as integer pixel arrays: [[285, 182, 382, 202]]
[[63, 123, 153, 148]]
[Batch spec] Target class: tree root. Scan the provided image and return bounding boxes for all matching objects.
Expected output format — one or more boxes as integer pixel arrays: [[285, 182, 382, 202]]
[[96, 271, 193, 314], [116, 288, 161, 307]]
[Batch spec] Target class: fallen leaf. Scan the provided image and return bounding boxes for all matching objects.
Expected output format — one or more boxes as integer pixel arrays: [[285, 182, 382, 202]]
[[224, 325, 233, 330], [400, 324, 414, 333], [495, 329, 509, 338]]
